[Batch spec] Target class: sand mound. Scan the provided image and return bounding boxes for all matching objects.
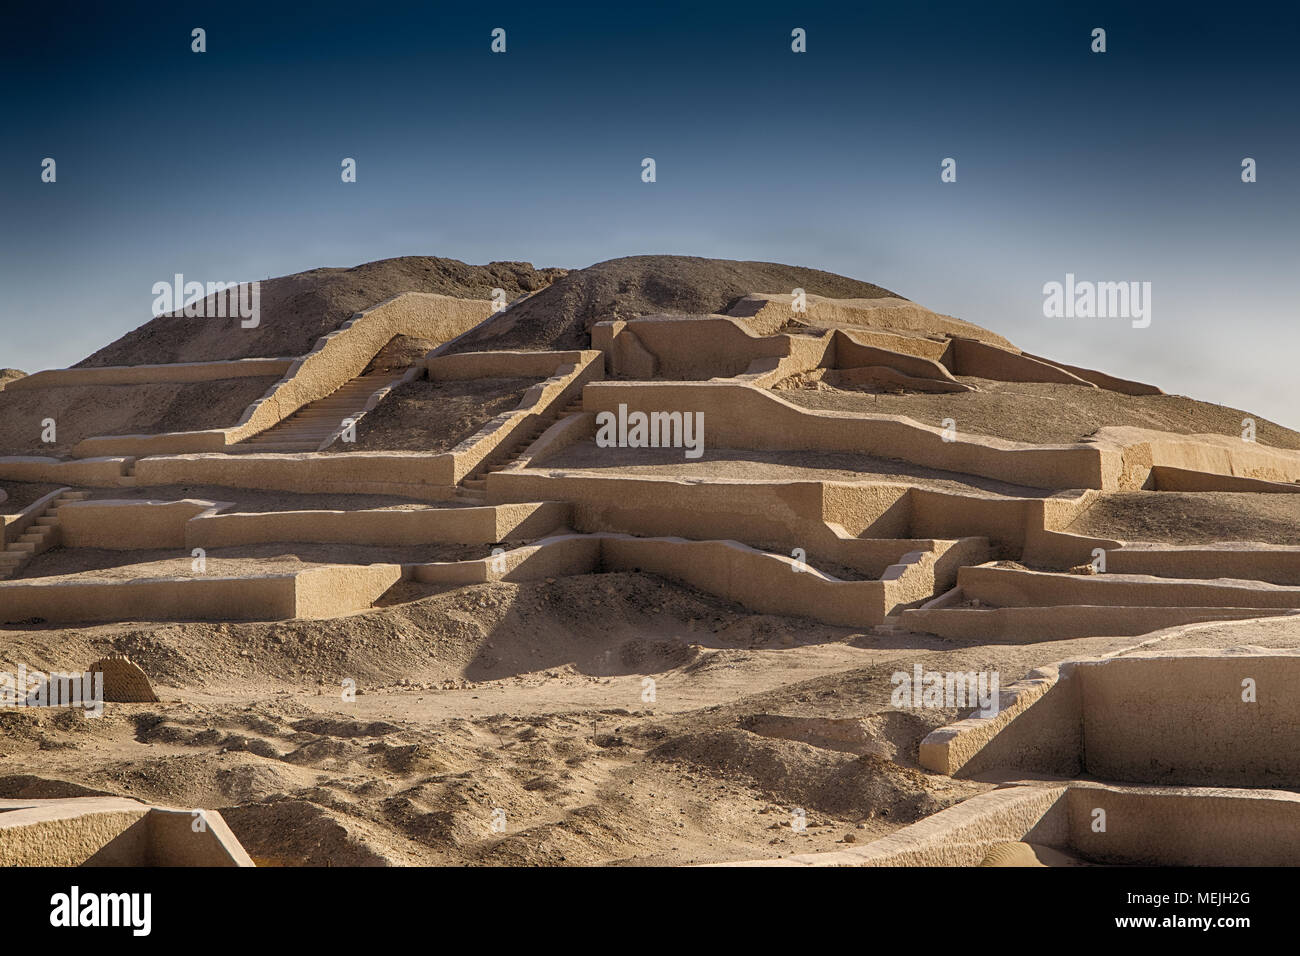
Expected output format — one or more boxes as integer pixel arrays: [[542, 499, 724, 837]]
[[77, 257, 566, 367], [648, 729, 948, 822], [447, 255, 904, 353], [0, 369, 25, 390]]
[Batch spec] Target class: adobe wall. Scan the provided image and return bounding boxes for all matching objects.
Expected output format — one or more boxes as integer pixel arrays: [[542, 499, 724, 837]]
[[597, 316, 809, 380], [959, 564, 1300, 609], [921, 648, 1300, 788], [728, 293, 1018, 349], [0, 798, 152, 867], [833, 333, 958, 382], [132, 452, 459, 501], [59, 498, 228, 549], [136, 808, 254, 866], [1074, 652, 1300, 786], [919, 665, 1082, 778], [187, 501, 569, 549], [1152, 464, 1300, 493], [1101, 425, 1300, 489], [487, 471, 925, 576], [427, 349, 591, 380], [0, 574, 299, 623], [598, 534, 888, 626], [901, 604, 1287, 642], [580, 381, 1114, 491], [412, 533, 601, 586], [1020, 352, 1162, 395], [7, 357, 294, 390], [292, 564, 404, 618], [0, 456, 131, 486], [946, 338, 1094, 386], [1106, 545, 1300, 585], [72, 293, 494, 458], [0, 563, 402, 623], [1065, 784, 1300, 866], [413, 533, 891, 626]]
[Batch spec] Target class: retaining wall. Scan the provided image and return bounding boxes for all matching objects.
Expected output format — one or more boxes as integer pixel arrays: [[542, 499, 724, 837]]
[[187, 501, 569, 549], [920, 649, 1300, 787], [580, 381, 1115, 491], [0, 563, 402, 624], [959, 564, 1300, 609], [6, 357, 294, 391], [71, 293, 493, 458]]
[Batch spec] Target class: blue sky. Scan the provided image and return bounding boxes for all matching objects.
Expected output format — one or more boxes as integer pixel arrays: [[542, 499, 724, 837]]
[[3, 0, 1297, 426]]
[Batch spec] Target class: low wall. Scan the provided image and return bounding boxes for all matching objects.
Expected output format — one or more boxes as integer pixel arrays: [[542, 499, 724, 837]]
[[1076, 652, 1300, 786], [188, 501, 569, 549], [946, 338, 1094, 387], [413, 533, 892, 626], [1065, 784, 1300, 866], [59, 498, 228, 549], [1106, 545, 1300, 585], [0, 563, 402, 624], [921, 649, 1300, 788], [428, 349, 592, 380], [0, 799, 253, 866], [959, 564, 1300, 609], [1152, 464, 1300, 493], [580, 381, 1114, 491], [727, 293, 1018, 349], [724, 781, 1300, 867], [901, 604, 1290, 642], [1104, 425, 1300, 489], [132, 452, 458, 501], [0, 456, 130, 486], [7, 357, 293, 390]]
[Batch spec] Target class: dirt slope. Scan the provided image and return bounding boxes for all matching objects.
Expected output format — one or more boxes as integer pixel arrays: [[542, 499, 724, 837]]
[[77, 257, 566, 367], [447, 255, 905, 353]]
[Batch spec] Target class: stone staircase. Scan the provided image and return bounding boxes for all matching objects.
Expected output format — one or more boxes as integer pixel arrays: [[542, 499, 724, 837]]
[[454, 398, 584, 502], [0, 490, 90, 581], [234, 369, 407, 453]]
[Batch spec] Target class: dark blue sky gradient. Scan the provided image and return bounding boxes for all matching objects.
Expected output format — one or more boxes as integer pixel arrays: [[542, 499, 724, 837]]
[[3, 1, 1297, 425]]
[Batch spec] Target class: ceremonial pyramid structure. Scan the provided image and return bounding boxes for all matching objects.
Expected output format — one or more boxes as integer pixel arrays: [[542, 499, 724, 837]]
[[3, 255, 1299, 866]]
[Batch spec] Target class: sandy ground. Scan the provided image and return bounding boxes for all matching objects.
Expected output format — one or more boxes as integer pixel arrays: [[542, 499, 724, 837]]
[[775, 378, 1300, 449], [539, 440, 1052, 498], [0, 569, 1207, 866], [333, 377, 536, 454], [0, 377, 280, 457]]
